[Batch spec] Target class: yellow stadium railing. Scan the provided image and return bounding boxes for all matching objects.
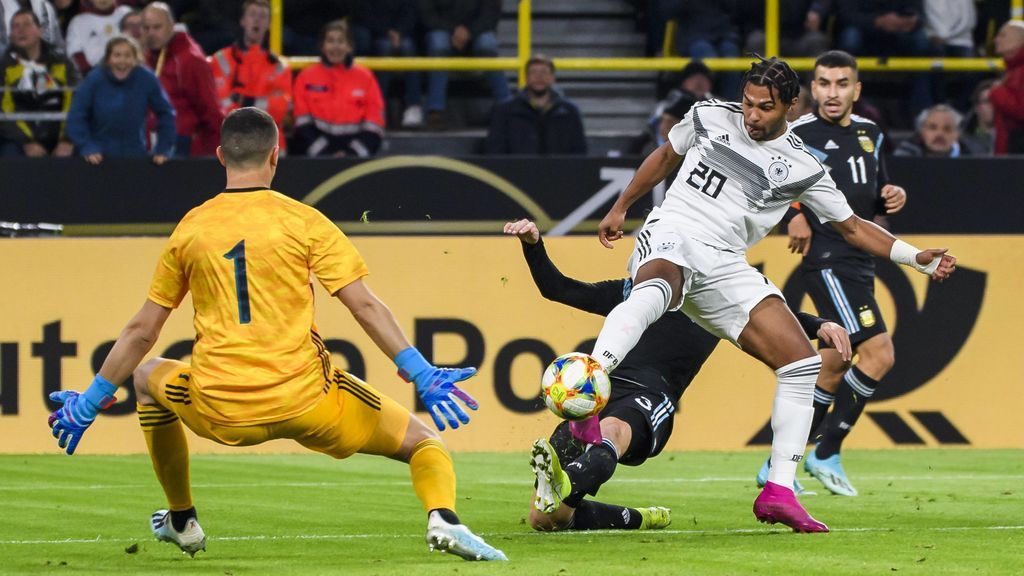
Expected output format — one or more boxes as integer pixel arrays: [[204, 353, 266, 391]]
[[269, 0, 1011, 75]]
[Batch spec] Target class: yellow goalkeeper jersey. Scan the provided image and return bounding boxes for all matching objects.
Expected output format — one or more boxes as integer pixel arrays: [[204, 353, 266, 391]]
[[147, 187, 368, 426]]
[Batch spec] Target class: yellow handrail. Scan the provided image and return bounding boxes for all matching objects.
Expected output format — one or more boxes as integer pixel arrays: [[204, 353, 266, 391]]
[[1013, 0, 1023, 20], [269, 0, 1009, 74]]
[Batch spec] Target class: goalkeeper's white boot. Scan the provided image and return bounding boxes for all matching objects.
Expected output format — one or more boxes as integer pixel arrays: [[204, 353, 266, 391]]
[[425, 511, 508, 561], [151, 509, 206, 557], [531, 438, 572, 514]]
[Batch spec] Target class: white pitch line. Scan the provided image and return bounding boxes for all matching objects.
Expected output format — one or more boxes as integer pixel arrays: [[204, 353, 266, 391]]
[[2, 525, 1022, 546], [1, 474, 1022, 491]]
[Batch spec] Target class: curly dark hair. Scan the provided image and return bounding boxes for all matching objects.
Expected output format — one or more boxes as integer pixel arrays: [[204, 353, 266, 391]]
[[742, 54, 801, 104]]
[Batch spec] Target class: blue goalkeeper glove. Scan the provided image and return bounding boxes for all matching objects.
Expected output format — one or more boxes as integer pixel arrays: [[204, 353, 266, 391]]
[[395, 347, 479, 431], [47, 374, 118, 455]]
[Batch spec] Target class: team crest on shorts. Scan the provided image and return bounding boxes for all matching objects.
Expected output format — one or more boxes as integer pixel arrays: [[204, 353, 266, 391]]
[[767, 156, 791, 182], [858, 308, 876, 328], [858, 135, 875, 153], [657, 241, 675, 252]]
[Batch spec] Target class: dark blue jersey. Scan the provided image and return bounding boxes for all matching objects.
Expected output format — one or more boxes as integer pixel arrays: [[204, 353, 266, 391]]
[[790, 112, 890, 282]]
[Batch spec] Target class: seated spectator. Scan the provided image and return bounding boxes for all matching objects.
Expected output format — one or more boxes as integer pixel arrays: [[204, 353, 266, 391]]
[[650, 61, 713, 136], [658, 0, 740, 98], [292, 19, 384, 157], [894, 104, 970, 157], [484, 55, 585, 155], [66, 35, 175, 163], [66, 0, 132, 74], [961, 78, 996, 156], [990, 20, 1024, 155], [0, 9, 78, 157], [142, 2, 222, 156], [419, 0, 509, 130], [924, 0, 976, 109], [119, 8, 143, 42], [740, 0, 831, 57], [0, 0, 64, 53], [210, 0, 291, 150], [351, 0, 423, 128], [836, 0, 937, 117], [282, 0, 349, 56]]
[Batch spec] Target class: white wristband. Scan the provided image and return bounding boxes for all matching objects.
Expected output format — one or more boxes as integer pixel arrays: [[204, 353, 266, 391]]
[[890, 239, 940, 275]]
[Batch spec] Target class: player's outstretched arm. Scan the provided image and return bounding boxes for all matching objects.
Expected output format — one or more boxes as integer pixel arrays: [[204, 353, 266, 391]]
[[336, 279, 479, 431], [599, 142, 684, 248], [503, 219, 627, 316], [830, 215, 956, 281], [48, 300, 172, 455]]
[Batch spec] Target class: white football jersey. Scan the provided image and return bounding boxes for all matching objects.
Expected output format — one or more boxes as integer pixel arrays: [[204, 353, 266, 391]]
[[66, 7, 133, 68], [656, 100, 854, 253]]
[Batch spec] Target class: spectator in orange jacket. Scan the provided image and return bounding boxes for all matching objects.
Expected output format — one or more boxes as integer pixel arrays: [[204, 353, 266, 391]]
[[142, 2, 223, 156], [292, 20, 384, 157], [210, 0, 291, 150], [990, 20, 1024, 155]]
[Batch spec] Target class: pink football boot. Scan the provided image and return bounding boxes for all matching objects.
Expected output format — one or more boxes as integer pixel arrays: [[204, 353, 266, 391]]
[[753, 481, 829, 533]]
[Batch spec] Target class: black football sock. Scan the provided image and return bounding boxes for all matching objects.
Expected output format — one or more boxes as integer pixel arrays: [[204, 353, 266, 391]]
[[170, 507, 197, 532], [549, 420, 586, 465], [561, 439, 618, 508], [569, 499, 642, 530], [429, 508, 461, 525], [816, 366, 878, 459], [808, 385, 835, 444]]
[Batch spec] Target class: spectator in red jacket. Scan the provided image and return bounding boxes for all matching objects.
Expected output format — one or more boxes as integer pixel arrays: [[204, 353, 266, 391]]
[[210, 0, 291, 151], [142, 2, 222, 156], [292, 20, 384, 157], [990, 20, 1024, 155]]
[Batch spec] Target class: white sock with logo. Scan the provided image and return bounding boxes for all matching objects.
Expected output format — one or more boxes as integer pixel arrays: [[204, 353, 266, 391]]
[[767, 355, 822, 489], [591, 278, 672, 371]]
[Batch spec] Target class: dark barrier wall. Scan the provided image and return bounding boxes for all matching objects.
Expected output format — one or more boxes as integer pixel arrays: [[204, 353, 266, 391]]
[[2, 156, 1022, 234]]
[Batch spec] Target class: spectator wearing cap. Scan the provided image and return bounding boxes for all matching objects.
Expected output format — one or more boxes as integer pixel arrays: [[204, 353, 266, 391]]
[[990, 20, 1024, 155], [484, 55, 585, 155]]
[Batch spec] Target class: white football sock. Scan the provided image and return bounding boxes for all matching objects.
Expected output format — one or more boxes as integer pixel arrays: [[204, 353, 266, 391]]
[[767, 355, 821, 489], [591, 278, 672, 371]]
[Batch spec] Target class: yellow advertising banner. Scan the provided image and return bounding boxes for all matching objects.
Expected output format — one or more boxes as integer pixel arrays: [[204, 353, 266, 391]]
[[0, 235, 1018, 454]]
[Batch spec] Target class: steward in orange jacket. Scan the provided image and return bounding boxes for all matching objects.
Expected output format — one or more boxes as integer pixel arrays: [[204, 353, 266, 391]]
[[210, 42, 292, 150]]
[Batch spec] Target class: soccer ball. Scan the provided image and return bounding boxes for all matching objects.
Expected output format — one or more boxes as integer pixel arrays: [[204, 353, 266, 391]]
[[540, 352, 611, 420]]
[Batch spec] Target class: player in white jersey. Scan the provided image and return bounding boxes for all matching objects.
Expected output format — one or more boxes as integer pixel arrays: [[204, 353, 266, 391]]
[[586, 56, 956, 533]]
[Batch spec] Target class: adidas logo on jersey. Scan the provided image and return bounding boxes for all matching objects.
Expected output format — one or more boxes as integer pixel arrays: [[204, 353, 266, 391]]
[[713, 134, 730, 145], [825, 139, 840, 150]]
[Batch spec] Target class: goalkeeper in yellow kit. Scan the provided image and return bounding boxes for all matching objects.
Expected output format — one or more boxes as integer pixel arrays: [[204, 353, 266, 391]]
[[46, 108, 506, 562]]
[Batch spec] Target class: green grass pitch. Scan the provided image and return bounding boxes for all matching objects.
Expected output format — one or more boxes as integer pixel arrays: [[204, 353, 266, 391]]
[[2, 449, 1021, 575]]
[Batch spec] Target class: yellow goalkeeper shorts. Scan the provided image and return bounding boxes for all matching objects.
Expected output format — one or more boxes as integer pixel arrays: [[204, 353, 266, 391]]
[[146, 359, 410, 459]]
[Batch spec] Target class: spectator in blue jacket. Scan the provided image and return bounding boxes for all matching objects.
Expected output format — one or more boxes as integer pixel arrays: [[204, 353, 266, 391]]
[[66, 35, 175, 164], [484, 55, 586, 155]]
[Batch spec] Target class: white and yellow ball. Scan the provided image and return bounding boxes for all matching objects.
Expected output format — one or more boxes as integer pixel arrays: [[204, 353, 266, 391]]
[[540, 352, 611, 420]]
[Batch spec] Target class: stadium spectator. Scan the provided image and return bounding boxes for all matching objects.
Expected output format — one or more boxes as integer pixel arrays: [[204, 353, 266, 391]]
[[961, 78, 996, 155], [66, 36, 175, 163], [0, 0, 64, 53], [894, 104, 971, 157], [142, 2, 222, 156], [282, 0, 349, 56], [292, 19, 384, 157], [650, 61, 712, 136], [656, 0, 741, 98], [836, 0, 937, 116], [66, 0, 132, 74], [351, 0, 424, 129], [119, 8, 142, 42], [210, 0, 291, 151], [787, 84, 814, 122], [990, 20, 1024, 155], [484, 55, 585, 155], [0, 8, 77, 157], [169, 0, 241, 55], [924, 0, 977, 109], [419, 0, 509, 130], [739, 0, 832, 57]]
